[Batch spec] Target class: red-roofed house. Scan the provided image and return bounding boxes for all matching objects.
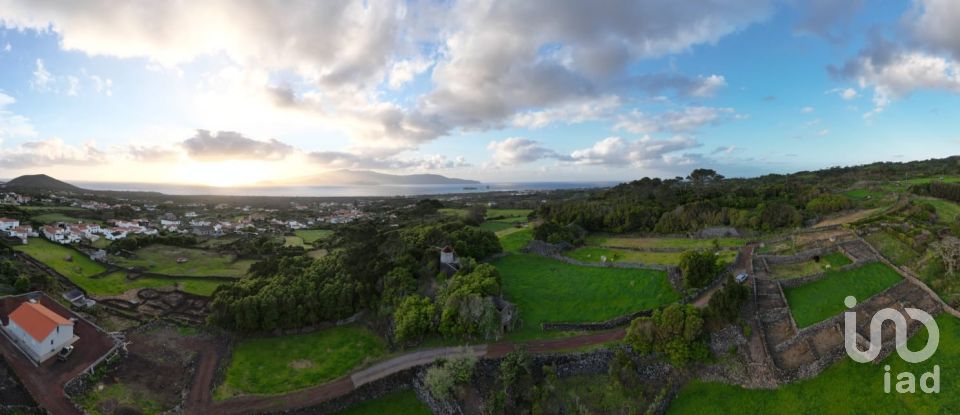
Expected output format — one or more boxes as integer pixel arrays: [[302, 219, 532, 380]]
[[3, 300, 78, 363], [0, 217, 18, 231]]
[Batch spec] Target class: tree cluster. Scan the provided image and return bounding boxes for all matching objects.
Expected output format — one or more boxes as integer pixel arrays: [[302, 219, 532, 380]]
[[625, 303, 707, 366], [679, 249, 723, 289]]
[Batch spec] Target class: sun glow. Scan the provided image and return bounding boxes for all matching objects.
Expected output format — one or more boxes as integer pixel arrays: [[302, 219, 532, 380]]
[[172, 160, 273, 187]]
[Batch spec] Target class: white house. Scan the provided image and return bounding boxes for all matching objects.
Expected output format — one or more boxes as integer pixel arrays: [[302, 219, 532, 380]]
[[3, 300, 78, 363], [0, 217, 19, 231]]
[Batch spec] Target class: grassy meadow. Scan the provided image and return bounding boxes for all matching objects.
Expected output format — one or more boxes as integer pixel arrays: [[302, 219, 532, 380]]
[[498, 227, 533, 253], [669, 314, 960, 414], [217, 326, 386, 397], [768, 252, 853, 279], [14, 238, 106, 278], [493, 254, 679, 340], [585, 235, 745, 250], [294, 229, 333, 245], [334, 390, 430, 415], [864, 231, 920, 267], [111, 244, 253, 277], [565, 246, 736, 266], [784, 262, 903, 328]]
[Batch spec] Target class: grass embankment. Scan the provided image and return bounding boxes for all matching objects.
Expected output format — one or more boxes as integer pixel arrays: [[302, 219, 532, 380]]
[[493, 254, 680, 340], [498, 228, 533, 253], [565, 246, 737, 266], [669, 314, 960, 414], [585, 235, 745, 250], [334, 390, 431, 415], [217, 326, 386, 398], [111, 244, 253, 277], [864, 231, 919, 267], [768, 252, 853, 279], [784, 262, 902, 328]]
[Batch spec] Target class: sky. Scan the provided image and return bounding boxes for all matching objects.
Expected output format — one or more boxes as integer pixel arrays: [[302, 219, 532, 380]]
[[0, 0, 959, 186]]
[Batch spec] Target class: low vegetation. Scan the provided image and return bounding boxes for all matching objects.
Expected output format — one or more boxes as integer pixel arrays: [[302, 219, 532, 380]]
[[334, 390, 430, 415], [768, 252, 852, 279], [217, 325, 386, 397], [14, 238, 105, 278], [784, 262, 903, 328], [111, 244, 253, 277], [498, 228, 532, 253], [669, 314, 960, 414], [294, 229, 333, 245], [625, 303, 707, 366], [493, 254, 679, 339], [864, 231, 920, 266], [585, 235, 745, 250], [566, 246, 736, 266]]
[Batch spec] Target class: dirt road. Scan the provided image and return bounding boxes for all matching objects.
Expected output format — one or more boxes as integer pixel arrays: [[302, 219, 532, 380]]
[[691, 244, 755, 308]]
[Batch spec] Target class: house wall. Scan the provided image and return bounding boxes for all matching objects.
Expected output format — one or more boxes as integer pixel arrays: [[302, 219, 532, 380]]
[[3, 320, 76, 362]]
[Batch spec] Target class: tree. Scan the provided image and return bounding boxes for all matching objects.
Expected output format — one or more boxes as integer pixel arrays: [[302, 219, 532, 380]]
[[394, 295, 436, 344], [14, 275, 30, 293], [424, 356, 476, 400], [687, 168, 724, 185], [500, 348, 534, 413], [679, 250, 722, 289], [625, 303, 706, 366], [705, 274, 750, 325], [464, 205, 487, 226]]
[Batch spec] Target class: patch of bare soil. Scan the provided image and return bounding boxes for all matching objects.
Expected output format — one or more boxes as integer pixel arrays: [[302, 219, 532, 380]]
[[813, 208, 882, 228], [85, 325, 223, 414], [289, 359, 314, 370]]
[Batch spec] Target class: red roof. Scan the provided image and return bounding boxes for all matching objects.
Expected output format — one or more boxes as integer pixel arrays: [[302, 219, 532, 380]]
[[441, 245, 454, 253], [0, 217, 17, 222], [7, 302, 73, 342]]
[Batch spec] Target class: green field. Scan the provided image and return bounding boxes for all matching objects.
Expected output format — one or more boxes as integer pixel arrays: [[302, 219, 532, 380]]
[[669, 314, 960, 414], [66, 271, 223, 297], [919, 197, 960, 223], [493, 254, 680, 339], [284, 235, 305, 247], [19, 205, 87, 212], [566, 246, 736, 266], [843, 188, 887, 201], [334, 390, 430, 415], [864, 231, 919, 266], [294, 229, 333, 244], [784, 262, 903, 328], [585, 235, 745, 250], [768, 252, 853, 279], [30, 213, 83, 223], [217, 326, 386, 397], [111, 244, 253, 277], [498, 228, 533, 253], [13, 238, 105, 279]]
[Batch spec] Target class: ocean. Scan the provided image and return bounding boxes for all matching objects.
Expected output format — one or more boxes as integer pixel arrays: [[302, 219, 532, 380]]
[[73, 181, 617, 197]]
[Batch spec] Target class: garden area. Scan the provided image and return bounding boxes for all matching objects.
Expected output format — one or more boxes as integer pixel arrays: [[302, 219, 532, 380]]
[[110, 244, 253, 277], [216, 325, 386, 398], [492, 254, 680, 340], [767, 252, 852, 279], [669, 314, 960, 414], [783, 262, 903, 328]]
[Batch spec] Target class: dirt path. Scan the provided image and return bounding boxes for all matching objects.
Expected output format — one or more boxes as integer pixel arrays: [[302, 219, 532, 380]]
[[192, 328, 626, 414], [0, 332, 82, 415], [691, 244, 755, 308]]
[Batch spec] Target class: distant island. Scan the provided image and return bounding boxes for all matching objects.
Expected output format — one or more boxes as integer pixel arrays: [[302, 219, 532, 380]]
[[279, 169, 481, 186], [1, 174, 82, 191]]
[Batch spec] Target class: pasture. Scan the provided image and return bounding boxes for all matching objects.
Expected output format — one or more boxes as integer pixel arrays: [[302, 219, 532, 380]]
[[493, 254, 679, 340], [14, 238, 105, 279], [767, 252, 852, 279], [111, 245, 253, 277], [669, 314, 960, 414], [784, 262, 902, 328], [216, 326, 386, 397], [498, 227, 533, 253], [294, 229, 333, 245], [566, 246, 736, 266], [585, 235, 745, 250]]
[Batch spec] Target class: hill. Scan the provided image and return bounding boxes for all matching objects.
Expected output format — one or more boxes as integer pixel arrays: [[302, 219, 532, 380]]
[[2, 174, 82, 191], [286, 169, 480, 186]]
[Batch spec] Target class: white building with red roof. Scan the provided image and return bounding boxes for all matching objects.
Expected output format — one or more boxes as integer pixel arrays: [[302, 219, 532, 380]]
[[3, 300, 78, 363], [0, 217, 19, 231]]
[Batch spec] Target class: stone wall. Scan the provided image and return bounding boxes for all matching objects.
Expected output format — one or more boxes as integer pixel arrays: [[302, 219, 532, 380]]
[[541, 309, 653, 331]]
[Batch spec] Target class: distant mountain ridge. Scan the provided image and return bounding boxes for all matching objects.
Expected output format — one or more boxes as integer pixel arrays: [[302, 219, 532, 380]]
[[285, 169, 481, 186], [2, 174, 82, 191]]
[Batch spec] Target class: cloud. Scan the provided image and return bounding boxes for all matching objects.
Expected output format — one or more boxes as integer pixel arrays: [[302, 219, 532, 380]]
[[127, 145, 181, 162], [568, 136, 700, 166], [30, 59, 54, 91], [614, 106, 740, 134], [829, 36, 960, 116], [3, 42, 10, 52], [0, 92, 36, 140], [487, 138, 568, 165], [633, 73, 728, 98], [794, 0, 864, 42], [817, 129, 830, 136], [711, 145, 738, 155], [66, 76, 79, 96], [511, 96, 620, 129], [308, 151, 470, 170], [801, 106, 814, 113], [911, 0, 960, 61], [180, 130, 294, 161], [387, 58, 432, 89], [827, 87, 859, 100], [0, 138, 104, 168]]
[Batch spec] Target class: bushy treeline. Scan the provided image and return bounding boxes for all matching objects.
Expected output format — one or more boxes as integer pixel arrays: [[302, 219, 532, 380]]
[[913, 181, 960, 203], [209, 220, 502, 333], [541, 158, 960, 234], [108, 234, 198, 252]]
